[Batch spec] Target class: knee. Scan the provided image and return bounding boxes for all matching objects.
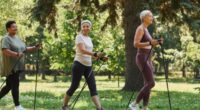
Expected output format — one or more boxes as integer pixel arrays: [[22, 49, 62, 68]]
[[90, 91, 98, 97], [67, 84, 79, 96], [149, 81, 155, 88], [147, 81, 155, 89], [11, 82, 19, 89], [89, 86, 98, 96], [88, 82, 97, 96], [71, 84, 79, 92]]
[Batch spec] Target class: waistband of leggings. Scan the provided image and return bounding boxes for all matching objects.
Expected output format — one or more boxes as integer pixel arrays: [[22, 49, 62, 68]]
[[74, 61, 92, 68], [137, 48, 152, 54]]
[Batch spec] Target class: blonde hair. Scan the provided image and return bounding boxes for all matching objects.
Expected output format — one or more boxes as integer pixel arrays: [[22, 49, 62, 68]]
[[140, 10, 152, 21]]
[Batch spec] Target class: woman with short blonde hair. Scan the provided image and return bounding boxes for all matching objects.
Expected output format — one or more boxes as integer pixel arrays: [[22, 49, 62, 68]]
[[129, 10, 163, 110]]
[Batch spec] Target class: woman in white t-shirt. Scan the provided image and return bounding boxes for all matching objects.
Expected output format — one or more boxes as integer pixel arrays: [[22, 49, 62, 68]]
[[61, 20, 105, 110]]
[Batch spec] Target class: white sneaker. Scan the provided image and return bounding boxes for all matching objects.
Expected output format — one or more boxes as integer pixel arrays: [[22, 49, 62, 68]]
[[129, 102, 139, 110], [61, 106, 70, 110], [15, 105, 25, 110]]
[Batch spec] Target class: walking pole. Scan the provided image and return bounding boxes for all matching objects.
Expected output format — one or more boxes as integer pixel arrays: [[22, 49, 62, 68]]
[[0, 51, 25, 90], [33, 48, 39, 110], [70, 61, 105, 110], [34, 34, 42, 110], [160, 45, 172, 110]]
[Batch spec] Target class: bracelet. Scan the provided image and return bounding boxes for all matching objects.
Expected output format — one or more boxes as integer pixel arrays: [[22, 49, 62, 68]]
[[93, 52, 97, 57]]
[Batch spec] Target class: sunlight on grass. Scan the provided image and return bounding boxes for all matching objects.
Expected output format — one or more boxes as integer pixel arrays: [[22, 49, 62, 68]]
[[0, 75, 199, 110]]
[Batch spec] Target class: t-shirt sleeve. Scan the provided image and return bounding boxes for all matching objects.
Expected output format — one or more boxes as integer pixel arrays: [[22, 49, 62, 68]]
[[1, 37, 10, 49], [75, 35, 84, 44]]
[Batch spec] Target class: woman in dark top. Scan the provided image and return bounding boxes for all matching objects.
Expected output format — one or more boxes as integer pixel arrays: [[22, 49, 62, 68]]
[[129, 10, 163, 110], [0, 20, 41, 110]]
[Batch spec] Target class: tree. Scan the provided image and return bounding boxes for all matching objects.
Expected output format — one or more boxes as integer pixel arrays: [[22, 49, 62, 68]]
[[30, 0, 145, 91], [122, 0, 146, 90], [30, 0, 200, 91]]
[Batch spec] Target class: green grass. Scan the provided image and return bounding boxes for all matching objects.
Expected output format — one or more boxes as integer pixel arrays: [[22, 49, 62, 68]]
[[0, 75, 199, 110]]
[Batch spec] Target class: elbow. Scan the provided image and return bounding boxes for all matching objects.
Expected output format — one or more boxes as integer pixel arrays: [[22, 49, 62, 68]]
[[80, 48, 86, 54], [134, 42, 138, 48], [2, 50, 7, 56], [2, 51, 10, 57]]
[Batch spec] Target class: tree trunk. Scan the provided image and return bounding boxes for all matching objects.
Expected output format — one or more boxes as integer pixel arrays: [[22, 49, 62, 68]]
[[54, 73, 57, 82], [41, 73, 46, 80], [154, 64, 158, 75], [194, 68, 199, 79], [182, 64, 186, 78], [108, 74, 111, 80], [123, 0, 145, 91]]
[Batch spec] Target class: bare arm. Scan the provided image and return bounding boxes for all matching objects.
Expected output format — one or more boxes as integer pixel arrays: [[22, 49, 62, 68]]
[[26, 46, 36, 52], [77, 43, 94, 56], [25, 44, 42, 52], [2, 49, 20, 58], [134, 27, 150, 48]]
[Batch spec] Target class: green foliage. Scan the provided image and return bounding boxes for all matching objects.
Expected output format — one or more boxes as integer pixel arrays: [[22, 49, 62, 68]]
[[0, 0, 200, 78], [31, 0, 61, 34]]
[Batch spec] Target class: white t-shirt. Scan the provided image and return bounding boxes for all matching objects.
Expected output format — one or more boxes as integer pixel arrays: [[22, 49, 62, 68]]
[[74, 34, 93, 66]]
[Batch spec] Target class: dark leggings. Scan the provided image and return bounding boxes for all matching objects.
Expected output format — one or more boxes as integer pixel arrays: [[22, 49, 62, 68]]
[[0, 71, 20, 106], [67, 61, 98, 97], [136, 49, 155, 106]]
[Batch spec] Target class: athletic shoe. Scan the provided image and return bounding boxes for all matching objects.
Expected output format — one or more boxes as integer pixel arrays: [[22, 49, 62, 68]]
[[15, 105, 25, 110], [97, 107, 105, 110], [129, 102, 139, 110], [61, 106, 70, 110]]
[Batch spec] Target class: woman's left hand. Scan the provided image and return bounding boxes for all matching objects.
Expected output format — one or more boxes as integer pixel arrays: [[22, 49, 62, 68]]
[[159, 37, 164, 45], [100, 56, 109, 62], [93, 56, 99, 61], [35, 43, 42, 50], [93, 56, 109, 62]]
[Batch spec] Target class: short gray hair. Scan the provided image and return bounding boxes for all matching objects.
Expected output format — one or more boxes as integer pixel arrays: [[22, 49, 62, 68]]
[[140, 10, 152, 21]]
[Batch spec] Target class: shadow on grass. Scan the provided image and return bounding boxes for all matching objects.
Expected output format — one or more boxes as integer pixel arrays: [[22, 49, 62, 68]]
[[17, 75, 72, 83], [2, 75, 199, 85], [155, 77, 200, 84], [68, 90, 200, 110], [1, 89, 199, 110]]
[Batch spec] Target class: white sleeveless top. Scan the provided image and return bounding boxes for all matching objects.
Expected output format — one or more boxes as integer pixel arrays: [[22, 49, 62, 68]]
[[74, 34, 93, 66]]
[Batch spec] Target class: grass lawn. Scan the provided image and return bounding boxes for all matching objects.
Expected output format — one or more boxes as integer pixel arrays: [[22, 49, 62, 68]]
[[0, 75, 199, 110]]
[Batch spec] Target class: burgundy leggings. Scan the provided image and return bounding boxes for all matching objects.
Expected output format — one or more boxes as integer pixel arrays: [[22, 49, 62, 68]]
[[135, 49, 155, 106]]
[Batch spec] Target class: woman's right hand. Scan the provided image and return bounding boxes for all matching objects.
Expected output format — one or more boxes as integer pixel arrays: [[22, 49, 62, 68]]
[[150, 39, 160, 46], [17, 52, 24, 58], [100, 56, 109, 62], [93, 52, 106, 61], [97, 52, 105, 58]]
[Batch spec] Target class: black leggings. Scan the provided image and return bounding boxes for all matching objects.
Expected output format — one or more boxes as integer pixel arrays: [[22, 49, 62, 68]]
[[67, 61, 98, 97], [0, 71, 20, 106]]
